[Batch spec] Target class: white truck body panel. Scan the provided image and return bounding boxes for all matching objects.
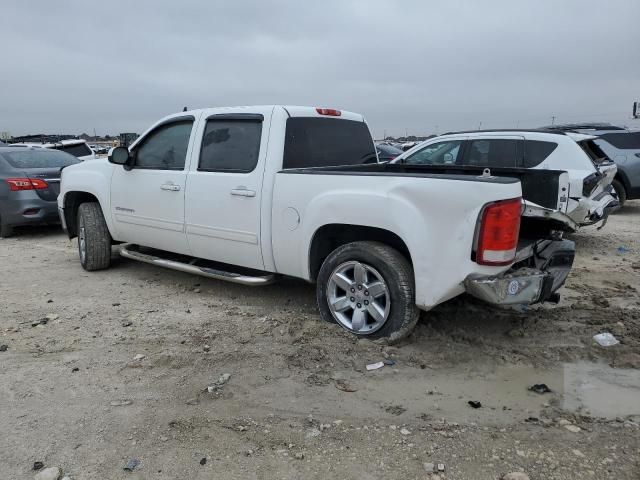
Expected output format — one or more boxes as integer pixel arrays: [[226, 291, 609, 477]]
[[272, 172, 520, 308]]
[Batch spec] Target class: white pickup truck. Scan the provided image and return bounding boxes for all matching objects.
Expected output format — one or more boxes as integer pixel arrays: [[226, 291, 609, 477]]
[[58, 105, 576, 342]]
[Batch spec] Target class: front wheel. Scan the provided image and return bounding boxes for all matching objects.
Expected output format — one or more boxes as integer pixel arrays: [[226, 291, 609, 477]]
[[316, 241, 420, 343], [77, 202, 112, 271]]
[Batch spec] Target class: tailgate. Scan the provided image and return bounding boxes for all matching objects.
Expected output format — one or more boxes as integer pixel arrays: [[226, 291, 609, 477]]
[[378, 164, 571, 212]]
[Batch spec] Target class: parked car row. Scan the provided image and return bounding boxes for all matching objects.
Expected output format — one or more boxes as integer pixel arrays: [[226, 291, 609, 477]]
[[9, 139, 96, 161]]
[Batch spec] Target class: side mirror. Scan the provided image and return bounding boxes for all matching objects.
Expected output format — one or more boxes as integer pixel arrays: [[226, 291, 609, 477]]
[[108, 146, 131, 165]]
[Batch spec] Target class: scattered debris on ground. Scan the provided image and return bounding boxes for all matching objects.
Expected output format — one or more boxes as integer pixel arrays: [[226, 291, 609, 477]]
[[528, 383, 552, 394]]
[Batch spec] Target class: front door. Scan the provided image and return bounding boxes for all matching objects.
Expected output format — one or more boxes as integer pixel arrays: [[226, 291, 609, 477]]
[[110, 117, 197, 255], [185, 111, 270, 270]]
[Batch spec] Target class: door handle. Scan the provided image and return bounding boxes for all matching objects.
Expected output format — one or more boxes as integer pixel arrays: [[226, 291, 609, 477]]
[[160, 183, 181, 191], [230, 188, 256, 197]]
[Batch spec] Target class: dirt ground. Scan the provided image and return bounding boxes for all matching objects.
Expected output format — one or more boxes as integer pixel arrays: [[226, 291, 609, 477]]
[[1, 203, 640, 480]]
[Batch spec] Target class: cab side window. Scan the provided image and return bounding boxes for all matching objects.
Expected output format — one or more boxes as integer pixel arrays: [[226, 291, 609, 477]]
[[198, 119, 263, 172], [135, 121, 193, 170]]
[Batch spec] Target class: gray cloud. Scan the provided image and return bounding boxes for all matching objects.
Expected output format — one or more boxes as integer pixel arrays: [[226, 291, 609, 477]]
[[1, 0, 639, 138]]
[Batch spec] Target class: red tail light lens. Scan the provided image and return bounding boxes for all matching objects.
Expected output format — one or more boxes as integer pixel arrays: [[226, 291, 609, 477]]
[[6, 178, 49, 191], [316, 108, 341, 116], [476, 198, 522, 266]]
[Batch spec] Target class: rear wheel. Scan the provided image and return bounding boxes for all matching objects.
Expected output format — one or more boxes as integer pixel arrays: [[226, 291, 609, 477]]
[[77, 202, 112, 271], [316, 241, 419, 343], [612, 179, 627, 208]]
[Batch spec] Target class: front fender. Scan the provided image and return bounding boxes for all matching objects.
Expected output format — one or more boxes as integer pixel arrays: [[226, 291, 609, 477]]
[[59, 162, 117, 238]]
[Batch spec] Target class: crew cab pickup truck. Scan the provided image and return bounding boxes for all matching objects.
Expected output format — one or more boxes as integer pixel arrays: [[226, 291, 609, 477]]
[[58, 105, 575, 342]]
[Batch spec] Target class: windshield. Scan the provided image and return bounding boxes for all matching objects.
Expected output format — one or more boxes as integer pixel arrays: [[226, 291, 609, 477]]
[[1, 149, 81, 169]]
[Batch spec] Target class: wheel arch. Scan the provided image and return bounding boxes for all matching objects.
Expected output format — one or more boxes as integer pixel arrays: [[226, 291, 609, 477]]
[[308, 224, 413, 282], [614, 169, 631, 195], [62, 191, 101, 238]]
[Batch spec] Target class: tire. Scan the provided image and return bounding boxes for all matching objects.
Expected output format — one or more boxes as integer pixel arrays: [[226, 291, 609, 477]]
[[612, 179, 627, 208], [316, 241, 420, 343], [0, 217, 14, 238], [77, 202, 112, 271]]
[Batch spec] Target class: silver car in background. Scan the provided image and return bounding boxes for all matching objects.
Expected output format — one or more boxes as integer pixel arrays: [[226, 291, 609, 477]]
[[543, 123, 640, 206], [0, 146, 79, 237]]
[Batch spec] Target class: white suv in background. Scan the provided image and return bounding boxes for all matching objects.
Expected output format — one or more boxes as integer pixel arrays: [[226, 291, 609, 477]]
[[9, 139, 96, 161], [392, 129, 618, 227]]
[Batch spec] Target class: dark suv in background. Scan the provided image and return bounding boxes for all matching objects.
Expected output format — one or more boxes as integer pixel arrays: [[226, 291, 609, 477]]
[[543, 123, 640, 205]]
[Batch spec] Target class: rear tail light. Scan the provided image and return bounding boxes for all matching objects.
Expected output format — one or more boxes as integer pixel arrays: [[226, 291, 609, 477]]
[[6, 178, 49, 191], [475, 198, 522, 266], [316, 108, 342, 116]]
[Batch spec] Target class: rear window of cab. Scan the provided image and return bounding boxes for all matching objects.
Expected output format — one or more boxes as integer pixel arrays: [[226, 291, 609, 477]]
[[283, 118, 376, 168]]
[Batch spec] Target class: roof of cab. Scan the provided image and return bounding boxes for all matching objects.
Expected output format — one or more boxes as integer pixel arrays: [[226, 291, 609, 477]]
[[179, 105, 364, 122]]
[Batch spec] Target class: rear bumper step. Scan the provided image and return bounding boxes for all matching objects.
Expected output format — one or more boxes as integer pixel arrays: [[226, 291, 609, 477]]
[[464, 239, 575, 306], [465, 269, 554, 305], [119, 244, 275, 286]]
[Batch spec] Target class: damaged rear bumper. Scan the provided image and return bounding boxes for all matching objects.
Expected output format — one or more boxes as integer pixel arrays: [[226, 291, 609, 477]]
[[464, 239, 575, 306]]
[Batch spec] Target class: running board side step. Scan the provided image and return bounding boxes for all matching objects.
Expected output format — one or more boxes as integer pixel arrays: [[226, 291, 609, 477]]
[[119, 244, 275, 286]]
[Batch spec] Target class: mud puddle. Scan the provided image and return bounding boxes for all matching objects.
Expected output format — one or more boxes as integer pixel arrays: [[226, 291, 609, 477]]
[[563, 362, 640, 418], [243, 361, 640, 425]]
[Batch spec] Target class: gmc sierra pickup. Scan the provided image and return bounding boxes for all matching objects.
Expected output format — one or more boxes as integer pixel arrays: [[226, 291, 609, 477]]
[[58, 105, 576, 341]]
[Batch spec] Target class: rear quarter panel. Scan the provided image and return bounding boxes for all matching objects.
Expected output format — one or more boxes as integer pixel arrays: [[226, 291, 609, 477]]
[[272, 172, 522, 309]]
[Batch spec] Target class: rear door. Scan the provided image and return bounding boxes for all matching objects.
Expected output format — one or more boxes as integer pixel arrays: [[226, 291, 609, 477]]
[[184, 108, 273, 270], [110, 116, 198, 254]]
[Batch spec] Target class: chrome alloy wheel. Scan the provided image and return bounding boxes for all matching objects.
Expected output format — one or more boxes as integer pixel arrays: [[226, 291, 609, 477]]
[[78, 219, 86, 264], [326, 261, 390, 334]]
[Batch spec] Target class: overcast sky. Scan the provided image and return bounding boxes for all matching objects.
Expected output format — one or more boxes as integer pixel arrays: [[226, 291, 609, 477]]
[[1, 0, 639, 138]]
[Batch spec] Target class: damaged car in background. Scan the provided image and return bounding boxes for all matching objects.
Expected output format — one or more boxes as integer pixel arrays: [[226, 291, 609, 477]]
[[392, 129, 619, 228]]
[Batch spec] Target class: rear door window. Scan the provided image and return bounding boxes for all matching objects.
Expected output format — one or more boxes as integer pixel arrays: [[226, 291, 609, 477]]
[[198, 119, 263, 172], [403, 140, 462, 165], [462, 139, 521, 168], [283, 118, 376, 168], [523, 140, 558, 167], [0, 149, 80, 169]]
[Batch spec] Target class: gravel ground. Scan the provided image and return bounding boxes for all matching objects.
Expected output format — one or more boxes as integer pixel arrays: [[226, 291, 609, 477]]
[[1, 202, 639, 480]]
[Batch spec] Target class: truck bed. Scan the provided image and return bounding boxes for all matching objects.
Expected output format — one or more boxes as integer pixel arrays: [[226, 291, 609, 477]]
[[280, 163, 566, 210]]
